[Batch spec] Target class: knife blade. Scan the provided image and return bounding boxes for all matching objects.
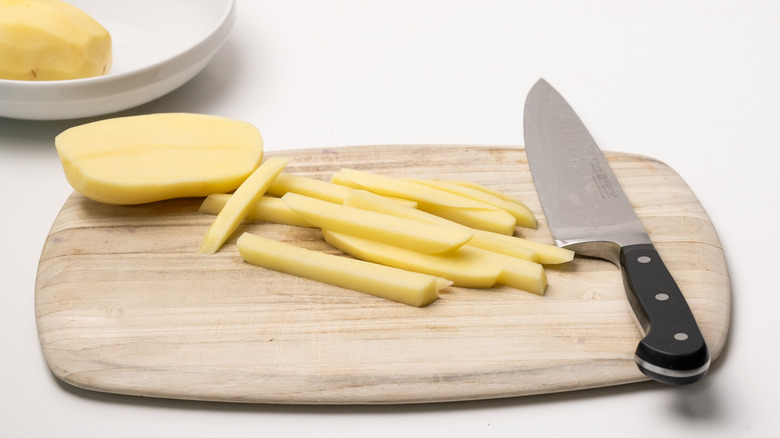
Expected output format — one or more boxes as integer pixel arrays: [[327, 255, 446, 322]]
[[523, 79, 710, 385]]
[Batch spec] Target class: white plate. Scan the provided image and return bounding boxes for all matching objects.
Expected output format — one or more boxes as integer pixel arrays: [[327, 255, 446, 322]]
[[0, 0, 235, 120]]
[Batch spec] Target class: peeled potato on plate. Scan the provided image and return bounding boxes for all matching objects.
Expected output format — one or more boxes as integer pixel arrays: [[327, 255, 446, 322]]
[[0, 0, 112, 81]]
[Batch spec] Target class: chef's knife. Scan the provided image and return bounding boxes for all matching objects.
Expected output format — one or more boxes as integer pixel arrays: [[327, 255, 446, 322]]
[[523, 79, 710, 385]]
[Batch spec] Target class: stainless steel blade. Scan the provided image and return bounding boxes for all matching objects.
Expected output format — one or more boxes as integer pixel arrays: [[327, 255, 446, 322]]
[[523, 79, 650, 264]]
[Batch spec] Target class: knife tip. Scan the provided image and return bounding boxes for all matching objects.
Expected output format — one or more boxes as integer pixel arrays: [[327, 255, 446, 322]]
[[531, 78, 552, 91]]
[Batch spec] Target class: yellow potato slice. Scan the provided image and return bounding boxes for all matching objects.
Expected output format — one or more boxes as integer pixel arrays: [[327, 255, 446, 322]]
[[343, 190, 531, 260], [330, 171, 363, 189], [344, 190, 573, 264], [237, 233, 446, 307], [480, 232, 574, 265], [55, 113, 263, 205], [270, 172, 418, 207], [201, 189, 570, 264], [323, 230, 497, 288], [199, 194, 313, 228], [335, 169, 517, 233], [199, 157, 290, 254], [281, 193, 473, 254], [335, 168, 495, 209], [343, 190, 450, 225], [442, 179, 532, 207], [268, 173, 353, 203], [411, 178, 538, 229], [468, 247, 548, 295], [416, 202, 517, 235], [323, 230, 547, 295]]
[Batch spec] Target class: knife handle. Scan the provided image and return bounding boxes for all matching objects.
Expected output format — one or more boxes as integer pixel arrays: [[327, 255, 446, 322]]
[[619, 244, 710, 385]]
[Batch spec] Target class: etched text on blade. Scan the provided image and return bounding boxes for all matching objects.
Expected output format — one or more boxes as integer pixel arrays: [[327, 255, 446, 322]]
[[525, 80, 647, 240]]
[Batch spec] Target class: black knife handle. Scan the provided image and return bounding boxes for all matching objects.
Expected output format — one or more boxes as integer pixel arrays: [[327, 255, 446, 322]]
[[619, 244, 710, 385]]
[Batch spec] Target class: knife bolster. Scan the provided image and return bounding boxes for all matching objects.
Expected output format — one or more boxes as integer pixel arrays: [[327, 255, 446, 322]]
[[560, 240, 622, 266], [558, 230, 651, 266]]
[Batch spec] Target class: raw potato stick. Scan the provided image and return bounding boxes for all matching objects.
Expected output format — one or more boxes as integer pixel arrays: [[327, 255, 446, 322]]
[[280, 192, 473, 254], [269, 172, 418, 207], [343, 190, 534, 261], [344, 190, 573, 264], [415, 202, 517, 235], [335, 169, 518, 234], [199, 194, 314, 228], [484, 232, 574, 265], [411, 178, 538, 229], [237, 233, 446, 307], [442, 179, 532, 207], [323, 230, 547, 295], [199, 157, 290, 254], [324, 230, 499, 288], [268, 173, 352, 203], [200, 190, 563, 264], [336, 168, 496, 209]]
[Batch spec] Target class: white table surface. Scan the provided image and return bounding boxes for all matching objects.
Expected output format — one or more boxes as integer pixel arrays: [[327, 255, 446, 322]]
[[2, 1, 778, 436]]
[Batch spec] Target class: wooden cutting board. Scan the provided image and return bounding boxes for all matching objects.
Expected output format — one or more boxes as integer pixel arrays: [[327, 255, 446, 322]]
[[35, 145, 731, 404]]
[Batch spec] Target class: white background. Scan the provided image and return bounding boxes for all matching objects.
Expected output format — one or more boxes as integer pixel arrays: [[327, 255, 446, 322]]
[[2, 1, 779, 436]]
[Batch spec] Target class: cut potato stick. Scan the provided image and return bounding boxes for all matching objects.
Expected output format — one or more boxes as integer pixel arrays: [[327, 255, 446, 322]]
[[468, 233, 536, 262], [344, 190, 572, 264], [441, 179, 533, 208], [411, 178, 538, 229], [344, 189, 454, 226], [330, 171, 363, 189], [203, 190, 562, 264], [200, 192, 414, 228], [199, 194, 314, 228], [281, 193, 473, 254], [324, 230, 547, 295], [335, 169, 517, 234], [336, 168, 497, 210], [416, 202, 517, 235], [379, 196, 418, 208], [268, 172, 352, 203], [270, 172, 418, 207], [199, 157, 290, 254], [483, 233, 574, 265], [324, 230, 497, 288], [468, 247, 548, 295], [343, 189, 534, 259], [237, 233, 446, 307], [331, 170, 423, 206]]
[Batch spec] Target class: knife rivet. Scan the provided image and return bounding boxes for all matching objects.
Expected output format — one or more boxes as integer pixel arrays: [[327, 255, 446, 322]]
[[655, 293, 670, 301], [637, 256, 652, 264], [674, 333, 689, 341]]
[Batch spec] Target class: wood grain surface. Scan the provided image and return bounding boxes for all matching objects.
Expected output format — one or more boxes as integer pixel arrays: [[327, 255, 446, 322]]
[[34, 145, 731, 404]]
